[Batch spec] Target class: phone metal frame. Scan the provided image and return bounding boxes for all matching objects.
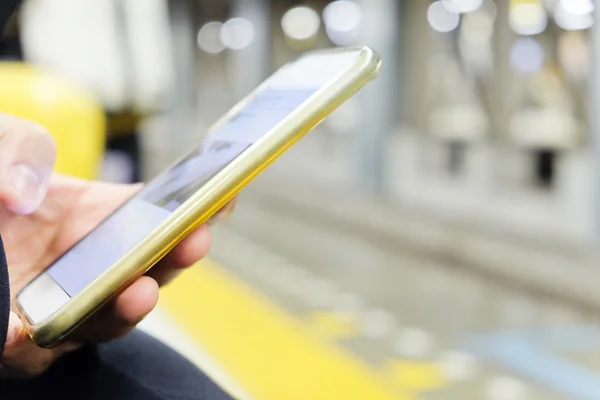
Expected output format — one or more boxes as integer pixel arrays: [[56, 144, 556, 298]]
[[15, 46, 381, 348]]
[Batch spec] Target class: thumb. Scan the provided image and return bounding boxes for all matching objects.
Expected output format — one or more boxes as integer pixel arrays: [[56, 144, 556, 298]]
[[2, 311, 43, 379], [4, 311, 27, 354], [1, 311, 80, 379], [0, 114, 57, 215]]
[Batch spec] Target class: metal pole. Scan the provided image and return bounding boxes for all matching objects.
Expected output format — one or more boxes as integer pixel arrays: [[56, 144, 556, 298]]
[[590, 4, 600, 241], [139, 0, 197, 179], [166, 0, 198, 159], [229, 0, 271, 101], [355, 0, 399, 194]]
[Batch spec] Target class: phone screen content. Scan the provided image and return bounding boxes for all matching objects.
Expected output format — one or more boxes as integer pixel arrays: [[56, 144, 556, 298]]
[[42, 50, 361, 298]]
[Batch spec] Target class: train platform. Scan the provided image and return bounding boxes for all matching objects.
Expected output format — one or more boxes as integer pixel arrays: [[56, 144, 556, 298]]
[[138, 205, 600, 400]]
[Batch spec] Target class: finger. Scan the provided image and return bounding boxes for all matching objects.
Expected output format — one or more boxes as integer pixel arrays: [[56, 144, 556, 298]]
[[3, 311, 26, 355], [0, 114, 57, 214], [161, 224, 212, 270], [146, 224, 212, 286], [75, 277, 159, 342], [113, 276, 159, 323], [206, 197, 237, 226], [1, 312, 78, 379], [147, 198, 234, 286]]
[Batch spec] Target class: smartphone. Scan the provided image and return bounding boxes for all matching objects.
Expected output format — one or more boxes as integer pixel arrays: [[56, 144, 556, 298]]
[[15, 46, 381, 348]]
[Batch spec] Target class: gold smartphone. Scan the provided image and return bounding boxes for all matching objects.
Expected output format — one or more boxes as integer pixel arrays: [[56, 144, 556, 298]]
[[15, 46, 381, 348]]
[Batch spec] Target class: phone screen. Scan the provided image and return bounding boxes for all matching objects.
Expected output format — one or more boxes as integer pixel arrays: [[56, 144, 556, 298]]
[[39, 50, 361, 299]]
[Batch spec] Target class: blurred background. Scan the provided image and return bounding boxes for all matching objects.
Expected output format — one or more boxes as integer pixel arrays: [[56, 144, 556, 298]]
[[5, 0, 600, 398]]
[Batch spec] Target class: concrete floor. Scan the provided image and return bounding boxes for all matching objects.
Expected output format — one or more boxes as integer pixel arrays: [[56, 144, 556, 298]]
[[205, 189, 600, 400]]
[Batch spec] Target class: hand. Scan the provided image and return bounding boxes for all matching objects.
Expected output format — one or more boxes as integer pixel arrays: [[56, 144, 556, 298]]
[[0, 114, 235, 378]]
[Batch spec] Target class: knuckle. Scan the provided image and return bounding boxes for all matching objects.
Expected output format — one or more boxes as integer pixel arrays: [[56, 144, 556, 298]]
[[0, 115, 58, 161]]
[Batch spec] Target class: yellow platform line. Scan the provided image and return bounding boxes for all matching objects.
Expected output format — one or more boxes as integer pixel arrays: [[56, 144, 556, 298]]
[[160, 260, 411, 400]]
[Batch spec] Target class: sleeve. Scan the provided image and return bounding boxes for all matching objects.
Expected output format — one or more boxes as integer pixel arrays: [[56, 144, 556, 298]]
[[0, 235, 9, 359], [0, 0, 22, 360]]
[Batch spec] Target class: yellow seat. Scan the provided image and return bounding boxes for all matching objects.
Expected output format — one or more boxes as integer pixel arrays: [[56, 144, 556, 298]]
[[0, 62, 105, 180]]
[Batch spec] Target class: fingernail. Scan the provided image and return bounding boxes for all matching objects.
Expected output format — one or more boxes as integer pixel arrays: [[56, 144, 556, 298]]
[[6, 312, 23, 346], [7, 164, 46, 213]]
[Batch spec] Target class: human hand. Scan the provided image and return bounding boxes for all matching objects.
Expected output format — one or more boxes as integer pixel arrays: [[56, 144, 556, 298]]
[[0, 113, 235, 378]]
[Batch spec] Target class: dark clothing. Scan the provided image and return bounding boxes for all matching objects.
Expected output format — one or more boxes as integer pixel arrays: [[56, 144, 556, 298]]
[[0, 0, 22, 60], [0, 1, 24, 361], [0, 0, 22, 362], [1, 330, 235, 400], [0, 236, 8, 361], [0, 0, 22, 366]]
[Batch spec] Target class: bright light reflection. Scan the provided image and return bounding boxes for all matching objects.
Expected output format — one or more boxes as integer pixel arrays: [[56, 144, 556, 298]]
[[560, 0, 594, 15], [323, 1, 363, 46], [220, 18, 255, 50], [443, 0, 484, 13], [428, 1, 461, 33], [554, 1, 594, 30], [510, 37, 545, 75], [509, 2, 548, 35], [281, 6, 321, 41], [197, 21, 225, 54]]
